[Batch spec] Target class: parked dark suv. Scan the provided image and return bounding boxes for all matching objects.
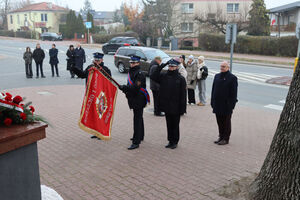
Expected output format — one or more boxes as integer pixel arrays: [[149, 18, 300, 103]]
[[40, 32, 62, 41], [102, 37, 141, 54], [114, 46, 171, 74]]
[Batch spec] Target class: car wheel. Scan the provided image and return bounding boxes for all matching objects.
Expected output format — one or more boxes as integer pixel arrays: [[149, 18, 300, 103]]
[[102, 48, 108, 54], [118, 62, 126, 73], [41, 37, 45, 41]]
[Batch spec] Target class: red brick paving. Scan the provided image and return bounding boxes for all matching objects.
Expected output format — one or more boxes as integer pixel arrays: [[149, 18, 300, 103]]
[[8, 85, 280, 200]]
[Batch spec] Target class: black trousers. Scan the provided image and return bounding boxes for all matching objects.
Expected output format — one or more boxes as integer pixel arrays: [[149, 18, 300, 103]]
[[165, 113, 181, 145], [188, 89, 196, 104], [216, 114, 232, 141], [35, 62, 44, 77], [51, 64, 59, 76], [25, 63, 33, 77], [152, 90, 160, 114], [132, 109, 144, 145]]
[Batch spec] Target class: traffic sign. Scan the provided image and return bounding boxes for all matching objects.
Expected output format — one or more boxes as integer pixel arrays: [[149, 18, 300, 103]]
[[225, 23, 237, 44], [85, 22, 92, 29]]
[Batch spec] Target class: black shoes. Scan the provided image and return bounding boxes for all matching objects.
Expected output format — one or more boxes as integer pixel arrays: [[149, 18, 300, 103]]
[[128, 144, 139, 150], [214, 138, 222, 144], [91, 136, 101, 140], [218, 140, 229, 145], [165, 143, 177, 149], [41, 76, 46, 78], [154, 112, 165, 117]]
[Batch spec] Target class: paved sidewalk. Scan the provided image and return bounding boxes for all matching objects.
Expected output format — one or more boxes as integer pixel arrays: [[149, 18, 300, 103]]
[[8, 85, 280, 200]]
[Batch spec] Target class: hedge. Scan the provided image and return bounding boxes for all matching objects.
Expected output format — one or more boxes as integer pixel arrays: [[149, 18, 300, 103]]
[[0, 30, 15, 37], [197, 33, 298, 57], [93, 32, 139, 44], [0, 30, 34, 39]]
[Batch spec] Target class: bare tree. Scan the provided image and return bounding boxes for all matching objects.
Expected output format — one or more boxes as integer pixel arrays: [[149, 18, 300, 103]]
[[194, 2, 250, 34], [0, 0, 11, 29]]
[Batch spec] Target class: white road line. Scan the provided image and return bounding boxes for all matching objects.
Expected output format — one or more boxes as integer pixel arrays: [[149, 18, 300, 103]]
[[264, 104, 283, 111]]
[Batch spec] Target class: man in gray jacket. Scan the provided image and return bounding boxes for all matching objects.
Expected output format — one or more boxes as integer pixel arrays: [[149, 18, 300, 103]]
[[149, 56, 164, 116]]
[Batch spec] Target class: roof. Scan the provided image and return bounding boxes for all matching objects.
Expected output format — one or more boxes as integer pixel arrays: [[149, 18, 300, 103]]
[[269, 1, 300, 13], [10, 2, 67, 13], [80, 10, 114, 20]]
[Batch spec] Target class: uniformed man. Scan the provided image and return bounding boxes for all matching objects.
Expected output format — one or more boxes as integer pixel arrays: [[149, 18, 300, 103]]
[[72, 52, 112, 140], [150, 58, 187, 149], [119, 55, 149, 150]]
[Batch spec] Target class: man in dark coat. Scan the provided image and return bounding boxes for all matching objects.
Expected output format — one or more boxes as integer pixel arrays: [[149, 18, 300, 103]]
[[150, 58, 187, 149], [71, 52, 112, 140], [119, 56, 149, 150], [32, 43, 45, 78], [66, 45, 75, 78], [49, 44, 59, 77], [74, 44, 86, 71], [211, 61, 238, 145], [149, 56, 164, 116]]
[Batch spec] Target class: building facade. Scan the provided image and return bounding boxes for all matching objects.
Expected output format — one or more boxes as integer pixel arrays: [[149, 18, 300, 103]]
[[269, 1, 300, 37], [171, 0, 253, 47], [7, 2, 68, 34]]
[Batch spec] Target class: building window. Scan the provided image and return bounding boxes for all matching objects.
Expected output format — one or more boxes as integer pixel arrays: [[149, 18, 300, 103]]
[[24, 14, 27, 21], [41, 14, 44, 21], [181, 3, 194, 14], [44, 14, 48, 22], [10, 15, 13, 24], [17, 15, 20, 24], [227, 3, 239, 13], [181, 23, 193, 32]]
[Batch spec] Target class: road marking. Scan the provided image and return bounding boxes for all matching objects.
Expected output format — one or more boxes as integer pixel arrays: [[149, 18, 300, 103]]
[[264, 104, 283, 111]]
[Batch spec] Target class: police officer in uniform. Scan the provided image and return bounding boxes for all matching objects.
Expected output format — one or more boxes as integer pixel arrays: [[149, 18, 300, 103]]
[[119, 56, 149, 150], [150, 58, 187, 149], [72, 52, 112, 140]]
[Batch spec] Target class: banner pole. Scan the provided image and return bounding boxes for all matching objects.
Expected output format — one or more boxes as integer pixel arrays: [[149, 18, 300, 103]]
[[93, 62, 120, 87]]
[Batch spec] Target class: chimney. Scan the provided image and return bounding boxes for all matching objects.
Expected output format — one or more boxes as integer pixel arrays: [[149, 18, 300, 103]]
[[47, 2, 53, 9]]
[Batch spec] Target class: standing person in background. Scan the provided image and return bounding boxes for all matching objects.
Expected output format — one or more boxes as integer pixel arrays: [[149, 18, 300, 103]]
[[32, 43, 45, 78], [23, 47, 33, 78], [186, 55, 198, 105], [49, 44, 59, 77], [197, 56, 208, 106], [74, 43, 86, 72], [66, 45, 76, 78], [149, 56, 164, 117], [178, 56, 187, 82], [211, 61, 238, 145]]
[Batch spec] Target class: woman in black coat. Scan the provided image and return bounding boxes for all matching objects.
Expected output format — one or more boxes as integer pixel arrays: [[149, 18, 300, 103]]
[[66, 45, 75, 78], [211, 61, 238, 145], [150, 58, 187, 149], [49, 44, 59, 77], [74, 44, 86, 71]]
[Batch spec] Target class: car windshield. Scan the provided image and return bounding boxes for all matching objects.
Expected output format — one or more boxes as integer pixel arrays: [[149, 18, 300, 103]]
[[144, 50, 169, 60], [126, 38, 138, 44]]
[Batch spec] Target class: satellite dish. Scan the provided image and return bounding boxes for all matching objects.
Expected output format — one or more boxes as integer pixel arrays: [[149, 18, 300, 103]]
[[296, 23, 300, 39]]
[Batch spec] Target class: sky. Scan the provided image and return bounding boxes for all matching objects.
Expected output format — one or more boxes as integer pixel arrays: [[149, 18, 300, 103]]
[[33, 0, 299, 11]]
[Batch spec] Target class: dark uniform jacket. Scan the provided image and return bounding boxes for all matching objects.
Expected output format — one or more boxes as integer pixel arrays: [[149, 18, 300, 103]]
[[211, 71, 238, 115], [66, 49, 75, 70], [123, 66, 147, 110], [149, 60, 160, 91], [32, 48, 45, 63], [74, 47, 86, 68], [49, 48, 59, 65], [150, 66, 187, 115], [71, 63, 111, 85]]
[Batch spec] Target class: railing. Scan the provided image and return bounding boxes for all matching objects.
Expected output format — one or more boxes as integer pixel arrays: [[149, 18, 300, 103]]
[[271, 24, 296, 32]]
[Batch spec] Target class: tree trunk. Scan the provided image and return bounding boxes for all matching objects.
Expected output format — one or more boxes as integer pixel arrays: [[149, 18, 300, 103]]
[[248, 63, 300, 199]]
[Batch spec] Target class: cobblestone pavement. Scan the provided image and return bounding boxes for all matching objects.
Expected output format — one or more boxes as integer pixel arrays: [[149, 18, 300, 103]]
[[8, 85, 280, 200]]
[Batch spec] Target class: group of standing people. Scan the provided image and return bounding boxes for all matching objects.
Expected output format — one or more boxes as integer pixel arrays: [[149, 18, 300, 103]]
[[23, 43, 86, 79]]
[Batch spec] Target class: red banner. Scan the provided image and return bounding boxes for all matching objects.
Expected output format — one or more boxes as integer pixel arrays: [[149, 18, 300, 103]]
[[79, 67, 118, 140]]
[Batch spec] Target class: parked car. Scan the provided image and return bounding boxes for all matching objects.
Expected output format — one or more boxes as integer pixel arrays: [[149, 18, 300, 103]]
[[102, 37, 141, 54], [40, 32, 62, 41], [114, 46, 171, 74]]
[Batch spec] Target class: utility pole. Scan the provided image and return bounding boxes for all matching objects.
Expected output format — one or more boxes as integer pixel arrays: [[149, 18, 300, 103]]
[[225, 23, 237, 72]]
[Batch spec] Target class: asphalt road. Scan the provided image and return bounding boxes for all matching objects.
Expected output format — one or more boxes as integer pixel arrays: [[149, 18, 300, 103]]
[[0, 39, 293, 112]]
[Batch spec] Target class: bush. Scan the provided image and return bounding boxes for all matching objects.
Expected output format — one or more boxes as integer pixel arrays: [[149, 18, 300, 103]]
[[15, 31, 32, 39], [197, 33, 298, 57], [93, 32, 139, 44], [0, 30, 15, 37]]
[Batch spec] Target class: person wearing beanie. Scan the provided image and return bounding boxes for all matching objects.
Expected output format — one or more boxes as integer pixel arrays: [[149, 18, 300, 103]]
[[186, 55, 198, 105], [197, 56, 208, 106]]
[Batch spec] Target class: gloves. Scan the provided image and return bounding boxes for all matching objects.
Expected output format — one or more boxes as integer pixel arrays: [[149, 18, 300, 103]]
[[119, 85, 127, 92], [190, 80, 194, 85]]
